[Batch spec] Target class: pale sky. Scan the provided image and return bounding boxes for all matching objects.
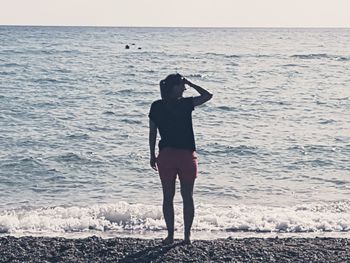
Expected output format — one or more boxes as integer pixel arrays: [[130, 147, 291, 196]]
[[1, 0, 350, 27]]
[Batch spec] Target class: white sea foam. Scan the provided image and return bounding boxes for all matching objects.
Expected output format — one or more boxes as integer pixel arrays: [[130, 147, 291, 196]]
[[1, 201, 350, 235]]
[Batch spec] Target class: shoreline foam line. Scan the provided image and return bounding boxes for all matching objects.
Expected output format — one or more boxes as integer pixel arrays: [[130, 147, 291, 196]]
[[1, 201, 350, 235]]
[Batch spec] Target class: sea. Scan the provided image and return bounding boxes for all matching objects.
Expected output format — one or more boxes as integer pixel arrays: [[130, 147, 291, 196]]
[[0, 26, 349, 239]]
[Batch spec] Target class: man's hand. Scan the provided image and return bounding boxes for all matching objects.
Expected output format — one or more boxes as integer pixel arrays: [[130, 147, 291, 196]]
[[183, 77, 191, 86], [150, 156, 158, 171]]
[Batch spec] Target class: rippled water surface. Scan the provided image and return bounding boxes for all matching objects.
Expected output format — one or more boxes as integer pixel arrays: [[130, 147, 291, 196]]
[[0, 26, 349, 236]]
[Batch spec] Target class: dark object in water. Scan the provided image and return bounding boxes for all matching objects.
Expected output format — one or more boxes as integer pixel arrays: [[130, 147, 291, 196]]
[[138, 47, 142, 50], [125, 45, 130, 49]]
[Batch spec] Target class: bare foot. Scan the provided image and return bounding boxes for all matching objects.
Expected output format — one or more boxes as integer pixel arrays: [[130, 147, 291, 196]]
[[161, 236, 174, 245]]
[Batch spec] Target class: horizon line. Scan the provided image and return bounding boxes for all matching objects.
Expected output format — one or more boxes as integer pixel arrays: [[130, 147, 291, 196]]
[[1, 24, 350, 29]]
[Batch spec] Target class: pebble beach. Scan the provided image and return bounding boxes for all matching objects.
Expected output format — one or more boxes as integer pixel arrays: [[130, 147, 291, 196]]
[[0, 236, 349, 262]]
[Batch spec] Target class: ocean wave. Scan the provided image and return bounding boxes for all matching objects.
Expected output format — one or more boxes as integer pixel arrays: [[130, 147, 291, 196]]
[[0, 49, 25, 55], [120, 118, 142, 124], [51, 152, 89, 163], [186, 73, 208, 79], [102, 111, 116, 115], [1, 201, 350, 234], [33, 78, 62, 83], [54, 68, 72, 73], [216, 106, 239, 111], [319, 119, 336, 124], [202, 144, 259, 156], [34, 49, 84, 55], [112, 89, 134, 94], [292, 159, 334, 168], [203, 53, 278, 59], [291, 54, 350, 61], [204, 52, 241, 59], [288, 144, 339, 155], [282, 63, 299, 67], [0, 71, 16, 76], [0, 63, 24, 68], [1, 156, 44, 169], [66, 133, 90, 140]]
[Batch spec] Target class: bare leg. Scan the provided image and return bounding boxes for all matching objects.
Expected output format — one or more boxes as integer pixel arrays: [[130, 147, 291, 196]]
[[180, 179, 195, 244], [161, 178, 176, 244]]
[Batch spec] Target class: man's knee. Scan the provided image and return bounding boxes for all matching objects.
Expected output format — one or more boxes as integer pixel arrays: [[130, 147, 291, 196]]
[[163, 192, 175, 203]]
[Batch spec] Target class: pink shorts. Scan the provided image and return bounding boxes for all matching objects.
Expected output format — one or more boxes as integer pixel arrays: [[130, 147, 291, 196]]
[[156, 147, 198, 182]]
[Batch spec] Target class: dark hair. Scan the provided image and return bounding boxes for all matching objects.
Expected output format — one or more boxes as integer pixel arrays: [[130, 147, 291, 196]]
[[159, 73, 184, 99]]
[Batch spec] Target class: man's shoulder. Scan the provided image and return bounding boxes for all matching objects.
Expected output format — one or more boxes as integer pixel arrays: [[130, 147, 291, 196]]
[[152, 99, 162, 104], [151, 99, 163, 108]]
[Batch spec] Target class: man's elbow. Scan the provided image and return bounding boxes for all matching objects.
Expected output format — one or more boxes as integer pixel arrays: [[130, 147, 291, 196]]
[[205, 92, 213, 101]]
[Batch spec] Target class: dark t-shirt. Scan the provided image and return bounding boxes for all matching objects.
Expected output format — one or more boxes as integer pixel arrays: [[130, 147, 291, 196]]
[[148, 96, 196, 151]]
